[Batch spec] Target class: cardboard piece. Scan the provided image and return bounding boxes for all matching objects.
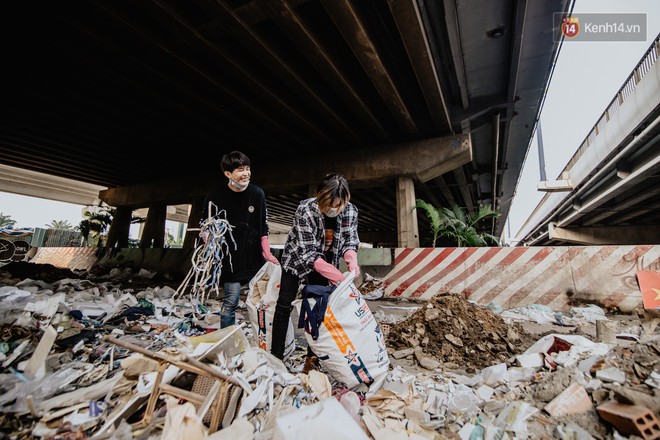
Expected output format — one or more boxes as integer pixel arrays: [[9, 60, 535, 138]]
[[23, 325, 58, 380]]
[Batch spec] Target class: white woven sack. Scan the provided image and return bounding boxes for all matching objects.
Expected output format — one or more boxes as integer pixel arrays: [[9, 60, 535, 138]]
[[246, 262, 295, 358], [303, 271, 390, 392]]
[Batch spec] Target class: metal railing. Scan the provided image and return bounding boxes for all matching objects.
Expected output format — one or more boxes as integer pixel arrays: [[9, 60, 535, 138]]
[[564, 34, 659, 173]]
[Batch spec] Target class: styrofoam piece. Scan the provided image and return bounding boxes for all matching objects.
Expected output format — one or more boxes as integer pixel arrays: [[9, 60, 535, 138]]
[[458, 422, 476, 440], [595, 367, 626, 383], [515, 353, 544, 368], [339, 391, 361, 424], [481, 363, 507, 386], [273, 397, 369, 440], [475, 384, 495, 402]]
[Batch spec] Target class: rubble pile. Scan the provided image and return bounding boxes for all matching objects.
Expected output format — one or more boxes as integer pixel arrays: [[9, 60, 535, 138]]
[[0, 262, 658, 439], [386, 293, 538, 373]]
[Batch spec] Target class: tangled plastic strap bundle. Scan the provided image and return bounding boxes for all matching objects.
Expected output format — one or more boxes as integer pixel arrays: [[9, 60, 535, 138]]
[[175, 203, 236, 313]]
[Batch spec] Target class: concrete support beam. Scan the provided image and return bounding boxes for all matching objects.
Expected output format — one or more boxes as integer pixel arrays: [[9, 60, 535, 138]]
[[106, 206, 132, 248], [396, 177, 419, 248], [0, 164, 105, 206], [98, 136, 470, 249], [99, 135, 471, 206], [140, 202, 167, 248], [548, 223, 660, 245], [183, 197, 205, 249]]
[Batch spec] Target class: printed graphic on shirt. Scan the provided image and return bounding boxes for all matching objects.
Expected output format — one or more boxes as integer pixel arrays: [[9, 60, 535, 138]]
[[324, 227, 334, 252]]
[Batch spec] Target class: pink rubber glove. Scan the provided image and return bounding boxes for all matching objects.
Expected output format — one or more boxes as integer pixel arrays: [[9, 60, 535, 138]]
[[344, 250, 360, 276], [261, 236, 280, 265], [313, 258, 345, 285]]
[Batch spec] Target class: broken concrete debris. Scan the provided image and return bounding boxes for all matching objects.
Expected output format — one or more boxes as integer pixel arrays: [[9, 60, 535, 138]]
[[0, 262, 658, 439]]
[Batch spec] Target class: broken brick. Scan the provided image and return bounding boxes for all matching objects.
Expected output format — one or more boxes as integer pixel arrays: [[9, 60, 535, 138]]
[[597, 401, 660, 439], [544, 383, 593, 418]]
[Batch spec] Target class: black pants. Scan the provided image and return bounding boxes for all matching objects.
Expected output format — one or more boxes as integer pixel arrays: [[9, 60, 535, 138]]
[[270, 268, 326, 359]]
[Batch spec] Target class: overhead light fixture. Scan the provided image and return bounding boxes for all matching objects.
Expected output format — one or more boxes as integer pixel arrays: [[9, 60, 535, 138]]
[[537, 171, 573, 192], [616, 160, 631, 179], [487, 27, 506, 38]]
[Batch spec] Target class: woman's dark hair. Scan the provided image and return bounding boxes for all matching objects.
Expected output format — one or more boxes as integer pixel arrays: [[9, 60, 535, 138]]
[[221, 151, 251, 172], [316, 173, 350, 211]]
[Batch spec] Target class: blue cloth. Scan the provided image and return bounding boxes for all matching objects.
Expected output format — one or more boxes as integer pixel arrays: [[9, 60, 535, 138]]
[[298, 284, 336, 340]]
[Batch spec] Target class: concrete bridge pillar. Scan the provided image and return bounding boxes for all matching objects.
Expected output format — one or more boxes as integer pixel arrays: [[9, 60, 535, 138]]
[[396, 176, 419, 248], [183, 196, 205, 249], [140, 202, 166, 248], [105, 206, 132, 248]]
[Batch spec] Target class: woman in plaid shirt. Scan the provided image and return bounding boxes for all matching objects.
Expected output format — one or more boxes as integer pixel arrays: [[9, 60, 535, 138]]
[[270, 173, 360, 369]]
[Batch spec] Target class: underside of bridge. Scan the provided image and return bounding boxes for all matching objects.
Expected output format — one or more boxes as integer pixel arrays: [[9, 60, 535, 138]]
[[1, 0, 571, 247]]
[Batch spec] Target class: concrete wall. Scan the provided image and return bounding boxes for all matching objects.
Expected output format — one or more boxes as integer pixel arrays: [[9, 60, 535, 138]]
[[21, 245, 659, 312], [383, 246, 659, 311]]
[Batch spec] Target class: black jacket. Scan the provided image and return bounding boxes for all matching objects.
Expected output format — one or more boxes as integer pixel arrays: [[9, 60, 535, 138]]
[[201, 183, 269, 283]]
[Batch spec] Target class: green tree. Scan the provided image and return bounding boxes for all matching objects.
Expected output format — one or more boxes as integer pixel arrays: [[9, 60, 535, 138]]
[[416, 200, 501, 247], [165, 230, 183, 248], [414, 199, 444, 246], [0, 212, 16, 229], [46, 220, 76, 230]]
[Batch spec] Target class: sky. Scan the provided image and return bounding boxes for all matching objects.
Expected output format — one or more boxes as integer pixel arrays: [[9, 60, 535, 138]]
[[505, 0, 660, 244], [0, 192, 85, 230], [1, 0, 659, 241]]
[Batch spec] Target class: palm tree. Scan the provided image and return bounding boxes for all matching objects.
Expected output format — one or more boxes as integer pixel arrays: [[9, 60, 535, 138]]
[[0, 212, 16, 229], [414, 199, 444, 246], [416, 200, 501, 247], [79, 203, 115, 247], [46, 220, 76, 230]]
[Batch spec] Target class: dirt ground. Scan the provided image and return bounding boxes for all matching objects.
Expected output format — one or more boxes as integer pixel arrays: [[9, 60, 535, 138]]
[[383, 293, 538, 374]]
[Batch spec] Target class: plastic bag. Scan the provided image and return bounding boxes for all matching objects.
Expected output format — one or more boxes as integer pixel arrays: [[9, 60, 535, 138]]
[[245, 262, 295, 358], [300, 271, 390, 392]]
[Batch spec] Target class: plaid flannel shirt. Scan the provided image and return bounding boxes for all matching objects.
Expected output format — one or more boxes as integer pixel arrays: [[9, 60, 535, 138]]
[[281, 198, 359, 278]]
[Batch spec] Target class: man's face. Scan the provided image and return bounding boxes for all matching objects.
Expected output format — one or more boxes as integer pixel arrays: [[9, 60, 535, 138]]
[[224, 165, 251, 185]]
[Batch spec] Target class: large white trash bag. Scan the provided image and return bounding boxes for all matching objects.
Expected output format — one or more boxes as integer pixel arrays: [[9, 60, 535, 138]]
[[246, 262, 295, 358], [299, 271, 390, 392]]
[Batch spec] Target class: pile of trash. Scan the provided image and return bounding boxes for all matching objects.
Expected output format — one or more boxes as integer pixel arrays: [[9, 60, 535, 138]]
[[0, 262, 658, 439]]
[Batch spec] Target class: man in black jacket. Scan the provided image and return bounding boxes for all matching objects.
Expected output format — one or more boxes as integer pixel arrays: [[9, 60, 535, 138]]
[[201, 150, 279, 328]]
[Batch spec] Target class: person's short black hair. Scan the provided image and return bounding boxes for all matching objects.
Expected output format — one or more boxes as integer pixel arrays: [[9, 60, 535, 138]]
[[221, 151, 251, 172]]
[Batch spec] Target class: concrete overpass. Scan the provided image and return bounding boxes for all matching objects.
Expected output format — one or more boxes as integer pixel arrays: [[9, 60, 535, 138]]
[[516, 35, 660, 246], [1, 0, 572, 247]]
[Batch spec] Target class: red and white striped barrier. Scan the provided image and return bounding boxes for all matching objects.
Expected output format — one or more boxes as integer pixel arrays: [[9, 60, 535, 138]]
[[384, 246, 660, 311], [29, 247, 99, 271]]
